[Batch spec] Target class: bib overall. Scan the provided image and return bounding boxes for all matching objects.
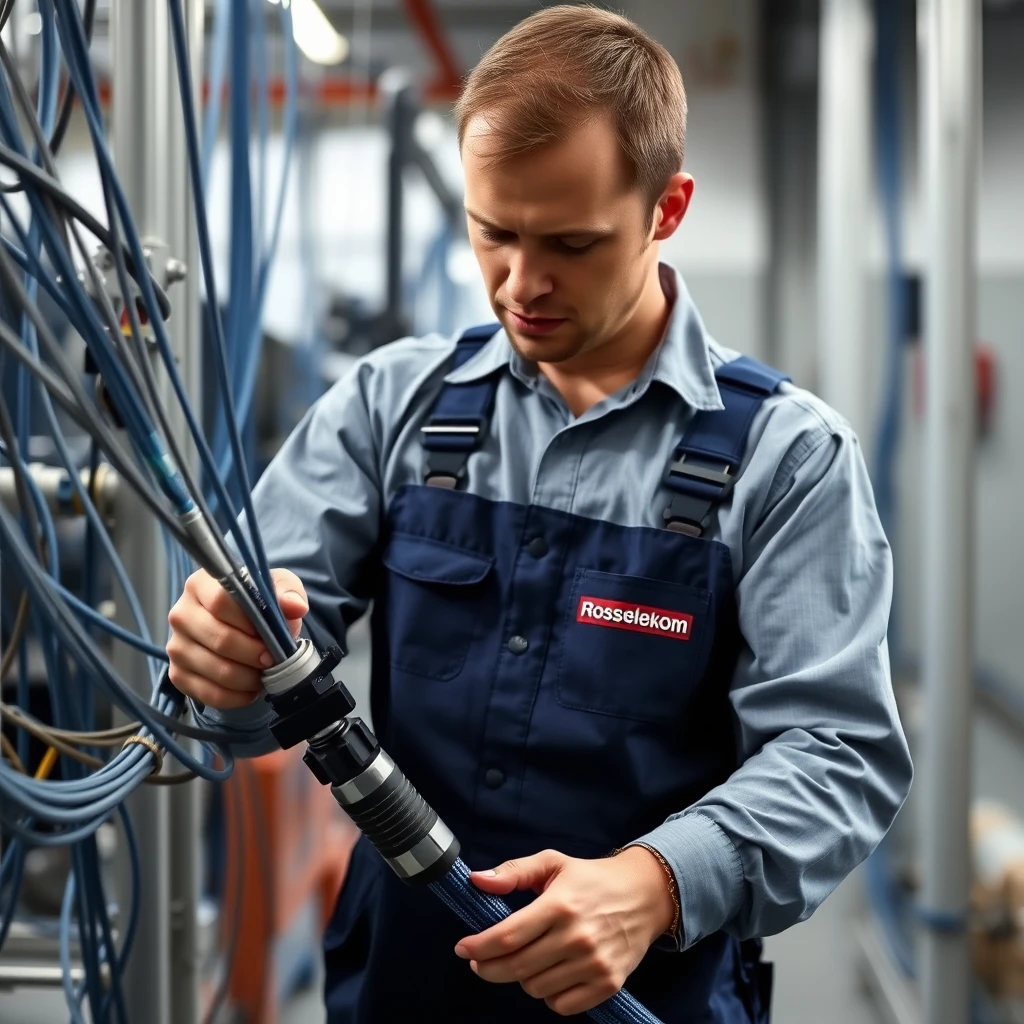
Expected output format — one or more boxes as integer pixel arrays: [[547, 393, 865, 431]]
[[323, 326, 785, 1023]]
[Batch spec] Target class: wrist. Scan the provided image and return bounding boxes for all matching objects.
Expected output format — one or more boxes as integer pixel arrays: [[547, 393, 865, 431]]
[[615, 844, 680, 941]]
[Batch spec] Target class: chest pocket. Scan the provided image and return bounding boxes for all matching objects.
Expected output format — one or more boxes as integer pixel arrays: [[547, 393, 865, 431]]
[[381, 533, 494, 681], [556, 568, 713, 723]]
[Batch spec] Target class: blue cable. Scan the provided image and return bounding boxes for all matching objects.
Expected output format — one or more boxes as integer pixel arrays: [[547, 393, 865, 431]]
[[160, 0, 289, 620], [201, 0, 232, 192], [49, 0, 290, 649], [253, 0, 270, 263], [59, 871, 89, 1024], [430, 859, 664, 1024], [233, 0, 297, 436]]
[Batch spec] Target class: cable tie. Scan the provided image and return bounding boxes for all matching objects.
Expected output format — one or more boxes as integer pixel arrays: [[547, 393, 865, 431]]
[[121, 734, 165, 776]]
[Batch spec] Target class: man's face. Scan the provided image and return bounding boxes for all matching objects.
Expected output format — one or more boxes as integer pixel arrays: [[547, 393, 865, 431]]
[[462, 114, 675, 367]]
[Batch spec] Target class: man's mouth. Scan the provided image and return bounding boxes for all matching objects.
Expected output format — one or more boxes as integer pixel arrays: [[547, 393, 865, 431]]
[[504, 309, 568, 336]]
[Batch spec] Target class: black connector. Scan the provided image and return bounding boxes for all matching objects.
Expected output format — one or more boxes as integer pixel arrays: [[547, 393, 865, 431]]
[[303, 718, 379, 786], [264, 644, 352, 749]]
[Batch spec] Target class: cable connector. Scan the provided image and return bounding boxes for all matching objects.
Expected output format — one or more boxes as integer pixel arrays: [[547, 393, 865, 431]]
[[261, 638, 352, 749]]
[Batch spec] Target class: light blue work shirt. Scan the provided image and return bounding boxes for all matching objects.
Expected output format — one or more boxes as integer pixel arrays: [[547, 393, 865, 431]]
[[198, 263, 913, 949]]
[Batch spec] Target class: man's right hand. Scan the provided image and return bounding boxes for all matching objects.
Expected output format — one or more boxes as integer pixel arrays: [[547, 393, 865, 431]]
[[166, 567, 308, 709]]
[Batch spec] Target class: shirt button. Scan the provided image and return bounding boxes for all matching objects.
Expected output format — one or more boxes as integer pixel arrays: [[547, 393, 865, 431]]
[[507, 635, 529, 655], [484, 768, 505, 789], [527, 536, 548, 558]]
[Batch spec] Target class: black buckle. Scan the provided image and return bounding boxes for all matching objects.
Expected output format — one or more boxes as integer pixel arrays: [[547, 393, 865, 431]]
[[424, 450, 469, 489], [662, 456, 734, 537], [667, 454, 733, 489]]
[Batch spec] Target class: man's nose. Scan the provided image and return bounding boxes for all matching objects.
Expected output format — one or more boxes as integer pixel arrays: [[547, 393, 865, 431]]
[[504, 250, 553, 309]]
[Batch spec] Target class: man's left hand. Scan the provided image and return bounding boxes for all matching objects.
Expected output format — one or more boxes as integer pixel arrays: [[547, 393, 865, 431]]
[[454, 846, 676, 1016]]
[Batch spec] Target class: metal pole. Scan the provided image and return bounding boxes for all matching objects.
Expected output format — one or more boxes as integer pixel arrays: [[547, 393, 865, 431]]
[[816, 0, 873, 441], [917, 0, 980, 1021], [166, 4, 205, 1024], [381, 69, 415, 339], [110, 2, 204, 1023]]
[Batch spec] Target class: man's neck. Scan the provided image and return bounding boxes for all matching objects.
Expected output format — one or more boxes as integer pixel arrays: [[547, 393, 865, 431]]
[[539, 271, 671, 418]]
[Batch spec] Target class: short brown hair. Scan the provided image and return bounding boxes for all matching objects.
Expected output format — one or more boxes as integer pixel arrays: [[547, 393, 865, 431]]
[[455, 5, 687, 218]]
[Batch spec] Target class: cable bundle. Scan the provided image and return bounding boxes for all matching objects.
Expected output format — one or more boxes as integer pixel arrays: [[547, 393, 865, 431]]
[[0, 1, 299, 1020]]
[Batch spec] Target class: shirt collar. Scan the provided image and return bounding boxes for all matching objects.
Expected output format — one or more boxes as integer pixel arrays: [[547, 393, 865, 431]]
[[444, 263, 724, 413]]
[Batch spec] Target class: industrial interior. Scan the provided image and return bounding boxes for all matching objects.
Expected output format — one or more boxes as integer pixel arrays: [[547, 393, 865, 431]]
[[0, 0, 1021, 1022]]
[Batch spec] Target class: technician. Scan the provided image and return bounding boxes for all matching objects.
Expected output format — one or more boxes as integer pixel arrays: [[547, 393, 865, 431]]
[[166, 7, 913, 1022]]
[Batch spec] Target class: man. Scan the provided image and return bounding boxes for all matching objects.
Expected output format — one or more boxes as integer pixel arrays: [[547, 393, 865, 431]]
[[167, 7, 912, 1022]]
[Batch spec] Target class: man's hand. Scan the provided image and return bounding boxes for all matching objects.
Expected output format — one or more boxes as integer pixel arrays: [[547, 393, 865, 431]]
[[166, 567, 307, 709], [454, 847, 676, 1016]]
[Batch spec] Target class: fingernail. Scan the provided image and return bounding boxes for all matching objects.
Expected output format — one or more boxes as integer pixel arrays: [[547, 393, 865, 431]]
[[470, 961, 478, 974], [259, 652, 274, 668], [283, 589, 305, 603], [477, 869, 497, 877], [454, 944, 469, 958]]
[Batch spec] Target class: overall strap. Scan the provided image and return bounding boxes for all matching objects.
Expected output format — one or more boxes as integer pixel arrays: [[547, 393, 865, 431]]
[[663, 355, 790, 537], [421, 323, 502, 488]]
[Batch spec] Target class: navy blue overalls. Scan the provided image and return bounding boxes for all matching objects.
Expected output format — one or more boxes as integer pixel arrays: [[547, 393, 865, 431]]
[[323, 325, 787, 1023]]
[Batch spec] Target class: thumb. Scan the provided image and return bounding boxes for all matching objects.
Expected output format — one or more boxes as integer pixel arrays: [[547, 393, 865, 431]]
[[270, 568, 308, 634], [470, 850, 567, 896]]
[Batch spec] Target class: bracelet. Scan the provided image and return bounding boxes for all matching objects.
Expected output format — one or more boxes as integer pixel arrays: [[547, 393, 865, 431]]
[[613, 844, 681, 940]]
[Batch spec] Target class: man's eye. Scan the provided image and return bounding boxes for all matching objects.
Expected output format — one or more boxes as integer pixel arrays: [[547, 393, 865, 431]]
[[480, 228, 513, 244], [559, 239, 596, 255]]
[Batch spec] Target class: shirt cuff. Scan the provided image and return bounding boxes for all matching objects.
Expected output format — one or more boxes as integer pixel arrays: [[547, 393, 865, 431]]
[[627, 812, 744, 951]]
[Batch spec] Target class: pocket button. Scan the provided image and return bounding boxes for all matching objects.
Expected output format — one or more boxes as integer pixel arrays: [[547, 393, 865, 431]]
[[508, 635, 529, 655], [484, 768, 505, 789], [527, 536, 548, 558]]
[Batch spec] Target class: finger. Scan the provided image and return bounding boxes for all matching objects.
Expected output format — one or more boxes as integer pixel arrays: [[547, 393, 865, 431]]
[[470, 930, 570, 985], [470, 849, 567, 897], [455, 900, 556, 962], [166, 635, 263, 694], [517, 957, 592, 1001], [168, 604, 272, 669], [271, 568, 308, 627], [546, 981, 620, 1017], [166, 667, 261, 710], [190, 571, 258, 636]]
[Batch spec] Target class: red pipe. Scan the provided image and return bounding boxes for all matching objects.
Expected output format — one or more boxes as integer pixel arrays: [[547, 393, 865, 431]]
[[401, 0, 463, 95]]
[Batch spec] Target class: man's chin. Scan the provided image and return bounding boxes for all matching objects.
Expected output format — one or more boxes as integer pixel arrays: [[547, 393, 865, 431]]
[[505, 331, 581, 365]]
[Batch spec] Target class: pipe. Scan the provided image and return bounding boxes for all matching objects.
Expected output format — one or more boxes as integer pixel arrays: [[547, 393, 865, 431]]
[[916, 0, 980, 1021], [816, 0, 873, 441], [0, 463, 119, 518], [0, 964, 89, 988]]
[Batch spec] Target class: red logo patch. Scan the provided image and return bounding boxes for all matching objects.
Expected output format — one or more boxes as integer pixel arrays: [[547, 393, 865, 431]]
[[576, 596, 693, 641]]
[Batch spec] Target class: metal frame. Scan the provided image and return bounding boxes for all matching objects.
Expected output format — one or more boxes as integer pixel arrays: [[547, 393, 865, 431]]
[[381, 68, 464, 343], [816, 0, 873, 441], [109, 2, 204, 1022], [916, 1, 981, 1022]]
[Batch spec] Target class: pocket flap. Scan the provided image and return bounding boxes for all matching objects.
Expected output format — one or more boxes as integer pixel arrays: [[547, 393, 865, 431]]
[[382, 534, 494, 586]]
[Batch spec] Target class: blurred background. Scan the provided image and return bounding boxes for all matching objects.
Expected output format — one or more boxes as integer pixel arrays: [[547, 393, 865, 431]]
[[0, 1, 1022, 1022]]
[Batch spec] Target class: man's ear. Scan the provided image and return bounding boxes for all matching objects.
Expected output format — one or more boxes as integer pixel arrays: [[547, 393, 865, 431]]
[[651, 173, 694, 242]]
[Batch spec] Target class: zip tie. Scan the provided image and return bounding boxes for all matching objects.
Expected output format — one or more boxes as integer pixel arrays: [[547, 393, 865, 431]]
[[121, 734, 164, 776]]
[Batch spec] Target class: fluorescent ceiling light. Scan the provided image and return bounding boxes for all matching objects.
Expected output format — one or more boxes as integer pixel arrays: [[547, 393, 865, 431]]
[[275, 0, 349, 66]]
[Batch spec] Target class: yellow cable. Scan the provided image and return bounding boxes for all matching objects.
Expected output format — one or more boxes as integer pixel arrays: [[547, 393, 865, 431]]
[[34, 746, 59, 780]]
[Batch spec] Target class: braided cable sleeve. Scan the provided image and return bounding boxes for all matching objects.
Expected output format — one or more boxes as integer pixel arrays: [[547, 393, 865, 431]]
[[428, 858, 664, 1024]]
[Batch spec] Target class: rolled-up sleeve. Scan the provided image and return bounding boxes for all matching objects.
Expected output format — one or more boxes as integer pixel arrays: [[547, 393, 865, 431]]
[[191, 360, 386, 755], [632, 415, 913, 949]]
